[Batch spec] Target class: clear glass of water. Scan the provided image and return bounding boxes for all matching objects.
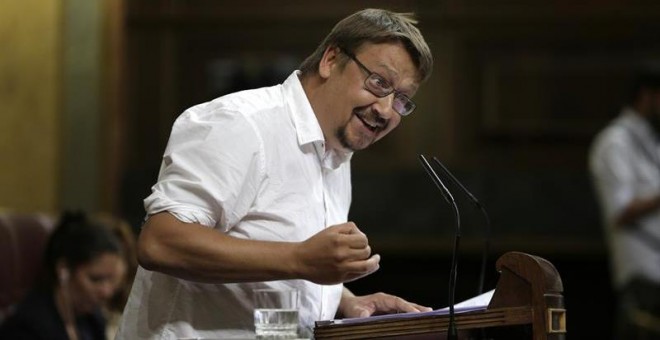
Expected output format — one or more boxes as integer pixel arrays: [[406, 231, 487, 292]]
[[253, 288, 300, 339]]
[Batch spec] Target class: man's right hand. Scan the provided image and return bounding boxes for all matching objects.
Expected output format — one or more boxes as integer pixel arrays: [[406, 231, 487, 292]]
[[293, 222, 381, 285]]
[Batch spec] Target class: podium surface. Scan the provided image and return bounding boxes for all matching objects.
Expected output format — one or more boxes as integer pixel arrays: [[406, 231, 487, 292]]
[[314, 251, 566, 339]]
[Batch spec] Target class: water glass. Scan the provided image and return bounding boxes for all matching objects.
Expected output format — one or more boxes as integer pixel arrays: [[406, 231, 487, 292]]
[[253, 288, 300, 339]]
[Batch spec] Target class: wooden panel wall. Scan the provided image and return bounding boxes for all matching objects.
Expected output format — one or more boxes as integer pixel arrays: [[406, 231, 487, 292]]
[[0, 0, 62, 213]]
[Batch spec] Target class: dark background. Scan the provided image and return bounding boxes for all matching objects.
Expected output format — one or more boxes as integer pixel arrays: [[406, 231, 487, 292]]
[[112, 1, 660, 339]]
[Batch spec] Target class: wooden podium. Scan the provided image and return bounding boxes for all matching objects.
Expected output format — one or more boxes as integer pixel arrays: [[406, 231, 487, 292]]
[[314, 252, 566, 339]]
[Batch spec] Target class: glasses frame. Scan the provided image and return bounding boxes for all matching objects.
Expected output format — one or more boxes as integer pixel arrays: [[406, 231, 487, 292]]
[[340, 48, 416, 116]]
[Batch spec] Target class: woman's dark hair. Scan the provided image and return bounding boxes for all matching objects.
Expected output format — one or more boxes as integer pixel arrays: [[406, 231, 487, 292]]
[[94, 213, 138, 312], [40, 210, 123, 290]]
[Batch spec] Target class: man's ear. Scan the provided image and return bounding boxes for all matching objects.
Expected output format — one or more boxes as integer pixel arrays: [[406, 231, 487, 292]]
[[319, 46, 341, 79]]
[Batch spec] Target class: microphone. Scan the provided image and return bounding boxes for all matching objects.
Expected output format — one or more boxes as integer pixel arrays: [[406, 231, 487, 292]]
[[432, 156, 492, 296], [418, 154, 460, 340]]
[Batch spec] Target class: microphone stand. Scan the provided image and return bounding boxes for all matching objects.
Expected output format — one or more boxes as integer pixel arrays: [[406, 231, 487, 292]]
[[432, 156, 492, 296], [419, 154, 460, 340]]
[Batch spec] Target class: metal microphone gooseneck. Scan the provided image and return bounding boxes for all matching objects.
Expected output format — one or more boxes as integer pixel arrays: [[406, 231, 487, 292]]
[[419, 154, 460, 340], [431, 156, 492, 296]]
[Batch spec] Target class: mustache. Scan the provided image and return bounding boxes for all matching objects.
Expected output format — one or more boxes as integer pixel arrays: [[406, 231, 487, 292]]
[[354, 107, 387, 128]]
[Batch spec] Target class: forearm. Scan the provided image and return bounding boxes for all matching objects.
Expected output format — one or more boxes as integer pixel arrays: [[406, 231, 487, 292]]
[[138, 212, 300, 283], [616, 195, 660, 228]]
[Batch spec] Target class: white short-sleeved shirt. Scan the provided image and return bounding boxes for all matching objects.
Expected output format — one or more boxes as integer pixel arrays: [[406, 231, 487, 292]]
[[116, 71, 352, 339], [589, 108, 660, 288]]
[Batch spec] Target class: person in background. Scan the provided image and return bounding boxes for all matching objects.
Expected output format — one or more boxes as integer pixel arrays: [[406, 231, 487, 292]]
[[589, 65, 660, 339], [93, 213, 137, 340], [116, 8, 434, 339], [0, 211, 128, 340]]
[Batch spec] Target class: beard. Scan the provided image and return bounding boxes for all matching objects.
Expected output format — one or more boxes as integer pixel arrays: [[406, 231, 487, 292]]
[[336, 126, 354, 151], [335, 108, 386, 151]]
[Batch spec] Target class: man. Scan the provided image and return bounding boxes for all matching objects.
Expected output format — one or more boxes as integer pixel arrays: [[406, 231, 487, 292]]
[[589, 66, 660, 339], [116, 8, 434, 339]]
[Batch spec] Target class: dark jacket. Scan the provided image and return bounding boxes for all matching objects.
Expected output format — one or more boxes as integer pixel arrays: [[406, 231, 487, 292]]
[[0, 290, 106, 340]]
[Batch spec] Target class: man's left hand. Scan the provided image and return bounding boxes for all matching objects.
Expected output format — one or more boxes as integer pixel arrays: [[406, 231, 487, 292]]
[[338, 291, 433, 318]]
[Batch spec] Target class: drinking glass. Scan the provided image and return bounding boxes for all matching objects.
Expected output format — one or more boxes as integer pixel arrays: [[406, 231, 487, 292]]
[[253, 288, 300, 339]]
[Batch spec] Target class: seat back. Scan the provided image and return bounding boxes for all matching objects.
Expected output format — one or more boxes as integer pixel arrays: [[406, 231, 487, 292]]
[[0, 212, 55, 320]]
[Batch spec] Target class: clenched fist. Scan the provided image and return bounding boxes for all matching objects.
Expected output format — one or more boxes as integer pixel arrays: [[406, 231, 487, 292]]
[[293, 222, 380, 284]]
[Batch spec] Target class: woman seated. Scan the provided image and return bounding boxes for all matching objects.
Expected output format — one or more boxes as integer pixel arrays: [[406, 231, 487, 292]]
[[0, 211, 128, 340]]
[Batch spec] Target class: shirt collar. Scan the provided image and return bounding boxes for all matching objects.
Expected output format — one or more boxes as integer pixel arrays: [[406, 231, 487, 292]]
[[283, 71, 352, 169]]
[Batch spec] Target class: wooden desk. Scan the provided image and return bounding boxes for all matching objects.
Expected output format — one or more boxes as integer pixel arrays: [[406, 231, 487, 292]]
[[314, 252, 566, 339]]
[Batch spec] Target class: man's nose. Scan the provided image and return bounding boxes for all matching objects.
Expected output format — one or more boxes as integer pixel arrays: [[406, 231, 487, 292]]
[[372, 94, 395, 119]]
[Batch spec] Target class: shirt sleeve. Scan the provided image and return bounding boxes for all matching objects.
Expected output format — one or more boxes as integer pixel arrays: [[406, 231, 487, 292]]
[[589, 128, 638, 224], [144, 105, 264, 230]]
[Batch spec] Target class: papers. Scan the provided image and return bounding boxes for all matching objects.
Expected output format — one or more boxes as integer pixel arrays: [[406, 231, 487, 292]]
[[438, 289, 494, 312], [319, 289, 494, 326]]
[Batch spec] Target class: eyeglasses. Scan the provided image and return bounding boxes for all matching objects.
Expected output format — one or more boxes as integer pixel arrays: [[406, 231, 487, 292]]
[[340, 48, 416, 116]]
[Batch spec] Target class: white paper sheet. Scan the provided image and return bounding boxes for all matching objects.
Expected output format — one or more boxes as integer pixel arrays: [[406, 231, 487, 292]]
[[319, 289, 495, 326]]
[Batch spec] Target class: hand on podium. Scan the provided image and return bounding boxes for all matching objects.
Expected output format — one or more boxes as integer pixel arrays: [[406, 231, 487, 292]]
[[337, 288, 433, 318]]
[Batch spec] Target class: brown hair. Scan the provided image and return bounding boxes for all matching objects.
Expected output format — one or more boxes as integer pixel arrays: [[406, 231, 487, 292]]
[[93, 213, 137, 313], [299, 8, 433, 83], [41, 211, 123, 291]]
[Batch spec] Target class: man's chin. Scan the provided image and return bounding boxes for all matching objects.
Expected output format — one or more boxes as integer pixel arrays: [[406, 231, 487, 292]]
[[336, 142, 359, 153], [343, 138, 375, 152], [336, 127, 378, 152]]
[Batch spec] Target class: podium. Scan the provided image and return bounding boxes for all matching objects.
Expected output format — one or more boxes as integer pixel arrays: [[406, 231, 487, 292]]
[[314, 252, 566, 339]]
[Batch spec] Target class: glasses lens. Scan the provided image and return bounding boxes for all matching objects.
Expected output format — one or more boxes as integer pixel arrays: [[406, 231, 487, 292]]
[[363, 68, 415, 116], [364, 74, 393, 97], [393, 94, 416, 116]]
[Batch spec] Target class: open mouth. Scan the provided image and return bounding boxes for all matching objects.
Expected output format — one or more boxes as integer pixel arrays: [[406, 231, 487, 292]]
[[354, 110, 382, 133]]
